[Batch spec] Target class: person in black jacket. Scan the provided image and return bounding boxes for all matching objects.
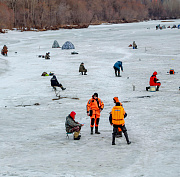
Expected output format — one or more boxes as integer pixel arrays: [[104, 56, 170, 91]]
[[50, 75, 66, 90]]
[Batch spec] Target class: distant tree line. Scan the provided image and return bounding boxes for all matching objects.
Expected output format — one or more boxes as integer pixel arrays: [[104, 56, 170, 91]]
[[0, 0, 180, 30]]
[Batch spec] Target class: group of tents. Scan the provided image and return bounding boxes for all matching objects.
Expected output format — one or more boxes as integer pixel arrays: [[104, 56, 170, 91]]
[[52, 40, 75, 49]]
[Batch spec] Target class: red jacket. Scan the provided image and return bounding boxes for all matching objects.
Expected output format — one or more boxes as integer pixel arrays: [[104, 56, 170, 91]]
[[149, 71, 159, 86]]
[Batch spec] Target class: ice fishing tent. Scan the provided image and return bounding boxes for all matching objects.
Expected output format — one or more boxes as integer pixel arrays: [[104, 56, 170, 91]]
[[52, 40, 60, 48], [62, 41, 75, 49]]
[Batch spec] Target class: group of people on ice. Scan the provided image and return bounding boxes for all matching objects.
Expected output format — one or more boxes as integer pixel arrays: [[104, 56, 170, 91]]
[[49, 59, 161, 145], [65, 92, 131, 145]]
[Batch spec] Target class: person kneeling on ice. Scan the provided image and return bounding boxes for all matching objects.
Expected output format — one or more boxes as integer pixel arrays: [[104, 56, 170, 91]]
[[146, 71, 161, 91], [109, 101, 131, 145], [65, 111, 84, 140], [50, 75, 66, 90]]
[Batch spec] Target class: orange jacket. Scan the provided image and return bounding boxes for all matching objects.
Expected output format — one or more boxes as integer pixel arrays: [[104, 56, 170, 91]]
[[87, 97, 104, 112], [111, 106, 126, 125]]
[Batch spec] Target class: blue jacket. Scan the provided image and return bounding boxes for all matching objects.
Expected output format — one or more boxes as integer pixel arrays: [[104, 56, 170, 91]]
[[114, 61, 123, 71]]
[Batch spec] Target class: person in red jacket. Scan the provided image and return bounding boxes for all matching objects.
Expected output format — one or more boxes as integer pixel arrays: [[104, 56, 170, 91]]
[[146, 71, 161, 91], [87, 93, 104, 134]]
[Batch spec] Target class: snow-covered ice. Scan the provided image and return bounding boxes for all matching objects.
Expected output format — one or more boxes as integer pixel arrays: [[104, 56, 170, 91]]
[[0, 20, 180, 177]]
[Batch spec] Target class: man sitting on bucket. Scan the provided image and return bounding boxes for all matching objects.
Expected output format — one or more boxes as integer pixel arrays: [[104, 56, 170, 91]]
[[146, 71, 161, 91], [65, 111, 84, 140]]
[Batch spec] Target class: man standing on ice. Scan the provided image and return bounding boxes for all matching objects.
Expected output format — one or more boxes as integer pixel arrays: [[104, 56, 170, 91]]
[[87, 93, 104, 135], [113, 61, 123, 77], [112, 97, 123, 138], [109, 101, 131, 145]]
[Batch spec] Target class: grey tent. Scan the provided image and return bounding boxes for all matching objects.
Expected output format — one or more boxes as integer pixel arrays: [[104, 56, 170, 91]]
[[62, 41, 75, 49], [52, 40, 60, 48]]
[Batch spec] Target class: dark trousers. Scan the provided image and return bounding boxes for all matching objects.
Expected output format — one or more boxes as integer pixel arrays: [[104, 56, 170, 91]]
[[113, 66, 120, 76], [91, 117, 100, 127], [112, 124, 130, 144]]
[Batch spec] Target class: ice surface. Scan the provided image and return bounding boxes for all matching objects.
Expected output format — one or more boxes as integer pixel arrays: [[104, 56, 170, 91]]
[[0, 20, 180, 177]]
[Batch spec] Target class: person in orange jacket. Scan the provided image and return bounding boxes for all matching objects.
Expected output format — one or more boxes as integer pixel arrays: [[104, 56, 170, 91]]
[[87, 93, 104, 134], [109, 101, 131, 145], [113, 97, 123, 137]]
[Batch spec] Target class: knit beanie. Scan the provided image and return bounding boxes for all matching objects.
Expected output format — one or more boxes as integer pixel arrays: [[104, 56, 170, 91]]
[[70, 111, 76, 119]]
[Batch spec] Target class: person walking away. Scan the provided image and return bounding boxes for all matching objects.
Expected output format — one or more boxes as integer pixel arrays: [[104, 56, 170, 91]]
[[146, 71, 161, 91], [113, 61, 123, 77], [109, 102, 131, 145], [87, 93, 104, 134], [50, 75, 66, 90], [113, 97, 123, 137], [79, 62, 87, 75], [65, 111, 84, 140]]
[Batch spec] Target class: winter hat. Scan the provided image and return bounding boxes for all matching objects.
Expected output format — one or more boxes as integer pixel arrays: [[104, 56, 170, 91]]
[[113, 97, 119, 103], [93, 93, 98, 97], [153, 71, 157, 75], [70, 111, 76, 119]]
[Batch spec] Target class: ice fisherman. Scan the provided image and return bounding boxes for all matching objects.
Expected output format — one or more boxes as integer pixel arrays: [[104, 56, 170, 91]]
[[87, 93, 104, 135], [109, 101, 131, 145], [50, 75, 66, 90], [113, 61, 123, 77], [146, 71, 161, 91], [1, 45, 8, 56], [79, 62, 87, 75], [45, 52, 50, 59], [65, 111, 84, 140], [133, 41, 137, 49]]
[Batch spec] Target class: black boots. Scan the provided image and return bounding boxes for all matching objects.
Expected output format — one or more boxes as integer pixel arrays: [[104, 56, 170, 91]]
[[60, 86, 66, 90], [91, 127, 100, 134], [95, 127, 100, 134], [112, 132, 131, 145], [112, 133, 116, 145], [74, 136, 80, 140], [146, 86, 150, 91], [91, 127, 93, 135], [156, 86, 160, 91], [124, 132, 131, 144]]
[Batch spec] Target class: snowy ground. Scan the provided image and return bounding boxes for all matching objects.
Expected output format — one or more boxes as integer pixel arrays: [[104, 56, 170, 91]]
[[0, 20, 180, 177]]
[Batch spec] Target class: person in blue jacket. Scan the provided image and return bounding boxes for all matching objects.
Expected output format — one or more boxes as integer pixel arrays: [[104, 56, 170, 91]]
[[113, 61, 123, 77]]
